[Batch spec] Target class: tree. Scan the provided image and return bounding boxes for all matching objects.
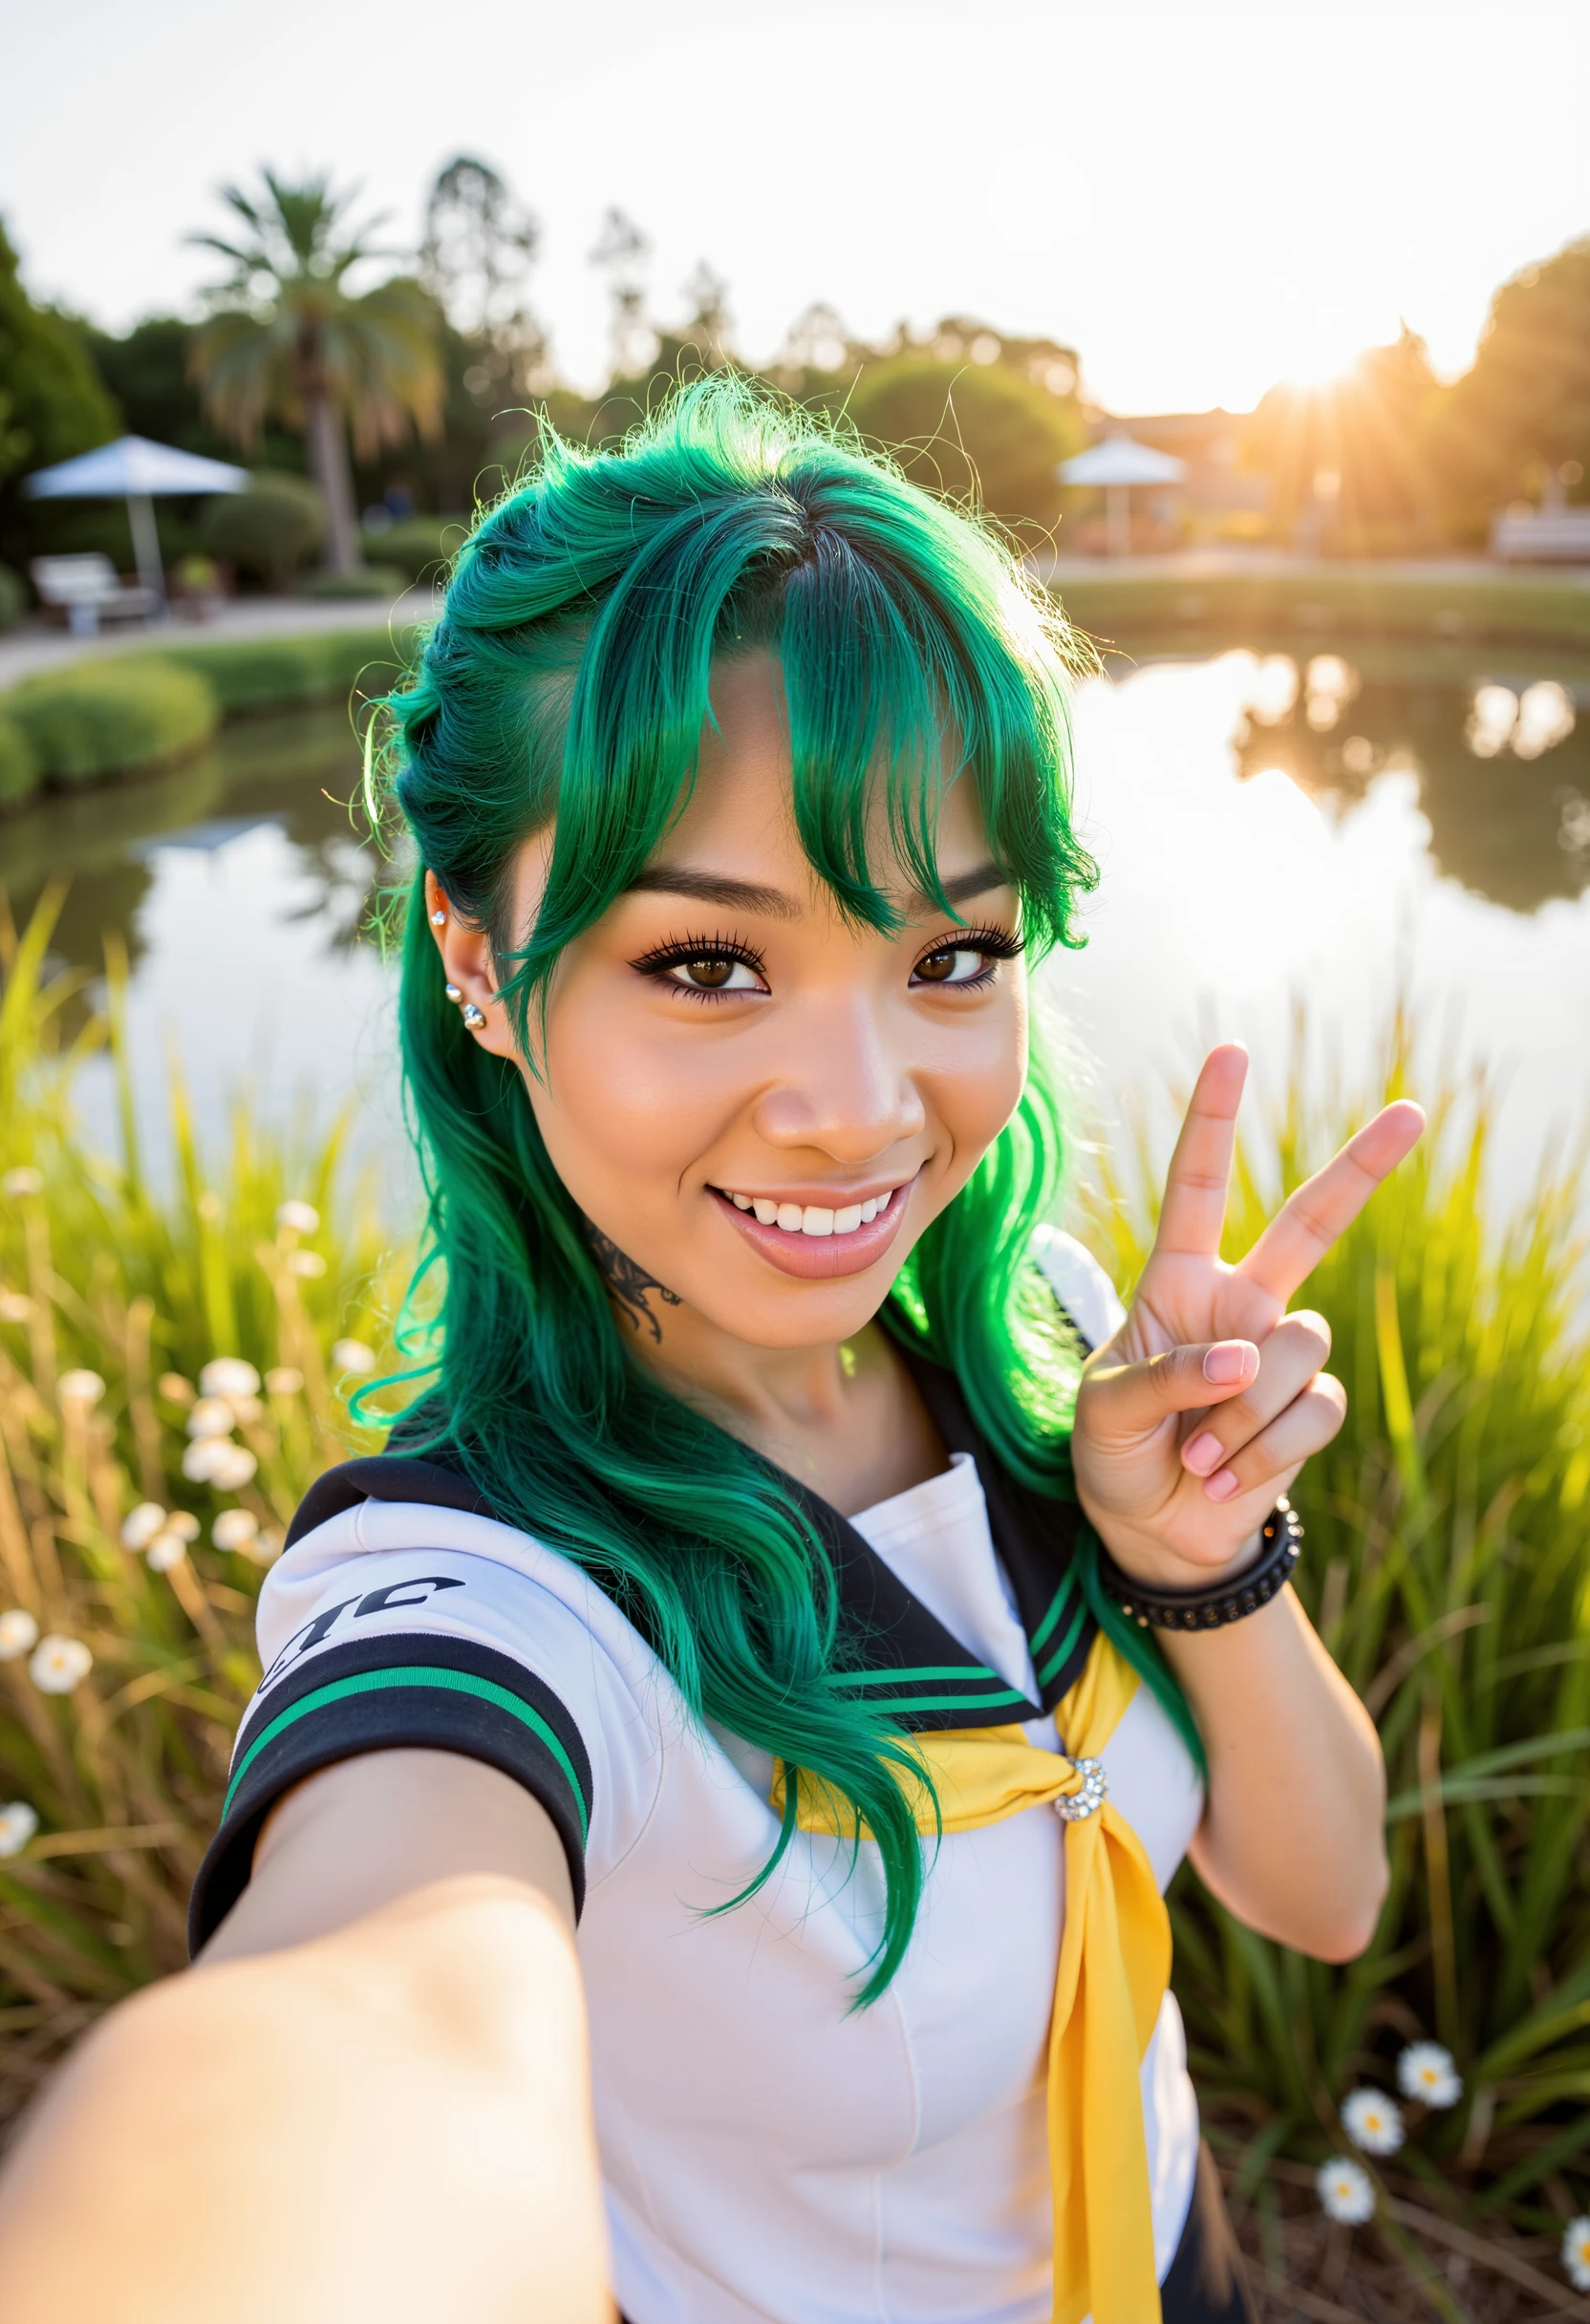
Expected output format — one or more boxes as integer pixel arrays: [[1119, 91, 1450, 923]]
[[1246, 326, 1442, 553], [420, 156, 550, 407], [0, 220, 120, 574], [1431, 237, 1590, 525], [845, 354, 1085, 534], [83, 317, 238, 464], [590, 208, 655, 381], [188, 172, 443, 574]]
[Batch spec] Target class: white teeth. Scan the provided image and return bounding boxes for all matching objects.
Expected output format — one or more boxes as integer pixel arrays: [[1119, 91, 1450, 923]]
[[731, 1193, 752, 1210], [775, 1203, 804, 1232], [859, 1196, 878, 1222], [725, 1187, 901, 1232], [801, 1208, 834, 1237], [833, 1205, 863, 1234], [752, 1198, 778, 1225]]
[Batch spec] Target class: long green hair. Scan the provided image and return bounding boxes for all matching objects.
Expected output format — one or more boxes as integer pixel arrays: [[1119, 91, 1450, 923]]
[[368, 378, 1192, 1996]]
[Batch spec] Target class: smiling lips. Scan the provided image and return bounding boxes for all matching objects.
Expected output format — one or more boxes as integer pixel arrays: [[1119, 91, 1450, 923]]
[[710, 1178, 914, 1280]]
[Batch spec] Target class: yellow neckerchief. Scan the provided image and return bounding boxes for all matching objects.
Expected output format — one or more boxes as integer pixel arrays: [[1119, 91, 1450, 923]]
[[775, 1631, 1169, 2324]]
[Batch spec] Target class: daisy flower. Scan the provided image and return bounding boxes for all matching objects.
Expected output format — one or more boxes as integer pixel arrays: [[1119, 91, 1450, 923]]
[[199, 1358, 261, 1403], [212, 1509, 260, 1553], [57, 1368, 106, 1407], [1341, 2087, 1405, 2156], [265, 1366, 304, 1397], [1562, 2217, 1590, 2292], [332, 1337, 376, 1374], [30, 1634, 93, 1694], [0, 1608, 40, 1661], [186, 1397, 236, 1440], [1397, 2042, 1462, 2109], [146, 1534, 188, 1574], [275, 1199, 320, 1236], [120, 1503, 168, 1553], [1317, 2159, 1375, 2225], [0, 1802, 38, 1859]]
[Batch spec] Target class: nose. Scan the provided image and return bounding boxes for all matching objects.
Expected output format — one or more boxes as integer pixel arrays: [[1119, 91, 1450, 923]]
[[749, 990, 927, 1164]]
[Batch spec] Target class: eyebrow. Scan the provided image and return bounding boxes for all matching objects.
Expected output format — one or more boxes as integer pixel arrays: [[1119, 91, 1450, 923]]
[[625, 860, 1010, 917]]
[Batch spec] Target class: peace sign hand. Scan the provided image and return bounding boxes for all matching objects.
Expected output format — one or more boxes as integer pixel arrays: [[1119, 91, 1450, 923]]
[[1071, 1045, 1424, 1591]]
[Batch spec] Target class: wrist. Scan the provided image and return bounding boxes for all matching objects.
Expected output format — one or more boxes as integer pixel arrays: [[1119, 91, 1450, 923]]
[[1092, 1504, 1302, 1634]]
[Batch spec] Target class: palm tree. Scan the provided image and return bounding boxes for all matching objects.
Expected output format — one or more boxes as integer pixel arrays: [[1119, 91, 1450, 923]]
[[189, 172, 442, 575]]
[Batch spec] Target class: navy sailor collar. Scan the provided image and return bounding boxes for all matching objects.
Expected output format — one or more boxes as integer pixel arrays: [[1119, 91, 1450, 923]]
[[288, 1348, 1095, 1737]]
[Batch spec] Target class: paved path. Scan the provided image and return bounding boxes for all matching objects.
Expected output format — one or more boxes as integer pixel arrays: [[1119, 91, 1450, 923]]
[[0, 589, 439, 688]]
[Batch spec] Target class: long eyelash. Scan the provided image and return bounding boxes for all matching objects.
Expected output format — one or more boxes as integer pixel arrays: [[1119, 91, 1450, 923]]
[[628, 930, 769, 979], [914, 923, 1025, 970]]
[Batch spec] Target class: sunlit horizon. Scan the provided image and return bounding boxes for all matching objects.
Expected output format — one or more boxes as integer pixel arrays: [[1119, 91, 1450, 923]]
[[4, 0, 1588, 419]]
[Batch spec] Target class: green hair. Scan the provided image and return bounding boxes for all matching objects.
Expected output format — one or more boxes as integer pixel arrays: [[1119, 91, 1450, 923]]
[[369, 378, 1194, 1997]]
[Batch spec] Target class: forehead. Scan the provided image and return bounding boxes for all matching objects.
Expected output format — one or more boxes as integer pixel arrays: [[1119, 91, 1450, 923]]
[[673, 653, 992, 889]]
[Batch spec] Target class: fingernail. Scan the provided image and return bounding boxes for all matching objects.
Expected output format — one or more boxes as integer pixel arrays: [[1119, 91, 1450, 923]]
[[1204, 1469, 1240, 1502], [1203, 1341, 1251, 1387], [1182, 1430, 1224, 1474]]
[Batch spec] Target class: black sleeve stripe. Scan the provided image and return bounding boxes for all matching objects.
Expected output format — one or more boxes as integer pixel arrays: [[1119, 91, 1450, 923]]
[[188, 1635, 592, 1956]]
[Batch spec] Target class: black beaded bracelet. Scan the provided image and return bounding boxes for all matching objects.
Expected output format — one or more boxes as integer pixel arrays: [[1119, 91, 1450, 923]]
[[1099, 1500, 1303, 1632]]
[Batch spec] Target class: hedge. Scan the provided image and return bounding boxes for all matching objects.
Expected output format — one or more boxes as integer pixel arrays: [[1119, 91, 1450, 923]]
[[0, 563, 24, 635], [0, 657, 219, 801], [0, 713, 38, 806], [156, 627, 421, 715], [1042, 563, 1590, 654]]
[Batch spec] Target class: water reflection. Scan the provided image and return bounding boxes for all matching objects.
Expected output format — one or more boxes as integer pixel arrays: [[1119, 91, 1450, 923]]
[[1227, 649, 1589, 912]]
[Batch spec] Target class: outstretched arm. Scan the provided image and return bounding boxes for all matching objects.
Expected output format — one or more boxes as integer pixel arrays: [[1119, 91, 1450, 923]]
[[1072, 1045, 1424, 1961], [0, 1751, 612, 2324]]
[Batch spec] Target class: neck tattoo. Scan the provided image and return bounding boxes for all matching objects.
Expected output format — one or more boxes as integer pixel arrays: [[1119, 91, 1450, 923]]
[[586, 1225, 682, 1344]]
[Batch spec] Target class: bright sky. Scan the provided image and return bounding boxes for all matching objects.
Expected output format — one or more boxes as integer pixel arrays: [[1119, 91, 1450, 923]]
[[4, 0, 1587, 415]]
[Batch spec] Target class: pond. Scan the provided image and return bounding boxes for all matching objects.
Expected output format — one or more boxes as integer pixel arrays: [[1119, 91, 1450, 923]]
[[9, 637, 1590, 1224]]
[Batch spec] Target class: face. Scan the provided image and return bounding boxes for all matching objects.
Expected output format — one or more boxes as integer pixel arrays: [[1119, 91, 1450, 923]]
[[430, 654, 1028, 1358]]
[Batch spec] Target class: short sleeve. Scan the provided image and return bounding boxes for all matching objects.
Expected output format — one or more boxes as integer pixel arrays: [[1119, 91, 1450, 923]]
[[1030, 1226, 1128, 1352], [189, 1498, 665, 1954]]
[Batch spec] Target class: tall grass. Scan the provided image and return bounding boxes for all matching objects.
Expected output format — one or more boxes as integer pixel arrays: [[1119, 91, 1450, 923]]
[[2, 893, 1588, 2266], [1080, 1029, 1590, 2240], [0, 889, 406, 2127]]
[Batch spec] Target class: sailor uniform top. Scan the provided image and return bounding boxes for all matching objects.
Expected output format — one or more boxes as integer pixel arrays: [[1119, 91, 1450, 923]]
[[191, 1230, 1206, 2324]]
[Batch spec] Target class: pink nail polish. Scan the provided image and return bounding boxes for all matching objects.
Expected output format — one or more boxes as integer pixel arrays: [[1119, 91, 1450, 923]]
[[1204, 1470, 1240, 1502], [1182, 1431, 1223, 1474]]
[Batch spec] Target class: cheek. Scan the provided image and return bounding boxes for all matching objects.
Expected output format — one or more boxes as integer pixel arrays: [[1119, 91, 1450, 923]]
[[926, 986, 1030, 1172], [525, 990, 736, 1202]]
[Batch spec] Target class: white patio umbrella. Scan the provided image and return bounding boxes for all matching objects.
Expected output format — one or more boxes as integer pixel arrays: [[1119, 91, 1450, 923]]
[[23, 435, 247, 605], [1059, 433, 1186, 556]]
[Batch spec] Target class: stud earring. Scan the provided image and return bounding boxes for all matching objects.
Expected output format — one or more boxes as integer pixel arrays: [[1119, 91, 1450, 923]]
[[430, 907, 447, 926], [462, 1001, 486, 1031], [444, 982, 462, 1003]]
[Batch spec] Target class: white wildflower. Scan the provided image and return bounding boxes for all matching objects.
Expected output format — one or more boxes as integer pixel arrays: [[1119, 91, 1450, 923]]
[[265, 1366, 303, 1396], [1563, 2217, 1590, 2292], [0, 1609, 40, 1661], [1342, 2087, 1405, 2156], [199, 1358, 261, 1403], [0, 1289, 32, 1323], [288, 1249, 327, 1279], [57, 1368, 106, 1407], [332, 1337, 376, 1375], [146, 1533, 187, 1573], [119, 1503, 167, 1552], [1317, 2158, 1375, 2225], [159, 1372, 195, 1406], [0, 1801, 39, 1858], [275, 1199, 320, 1236], [204, 1442, 257, 1491], [1397, 2042, 1462, 2110], [30, 1634, 93, 1694], [185, 1397, 236, 1440], [2, 1167, 43, 1199], [165, 1511, 201, 1542], [211, 1509, 259, 1552]]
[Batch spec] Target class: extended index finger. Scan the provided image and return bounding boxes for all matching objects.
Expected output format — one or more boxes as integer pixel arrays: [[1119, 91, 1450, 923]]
[[1150, 1045, 1249, 1262], [1238, 1101, 1425, 1303]]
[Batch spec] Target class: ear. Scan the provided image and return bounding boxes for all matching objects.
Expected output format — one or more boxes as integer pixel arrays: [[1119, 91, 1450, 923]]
[[422, 870, 519, 1063]]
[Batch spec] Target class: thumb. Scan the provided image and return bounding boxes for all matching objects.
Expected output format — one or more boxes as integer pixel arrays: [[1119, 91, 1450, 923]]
[[1081, 1339, 1258, 1440]]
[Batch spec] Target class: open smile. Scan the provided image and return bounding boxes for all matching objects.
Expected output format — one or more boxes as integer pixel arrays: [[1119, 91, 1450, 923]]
[[708, 1176, 917, 1280]]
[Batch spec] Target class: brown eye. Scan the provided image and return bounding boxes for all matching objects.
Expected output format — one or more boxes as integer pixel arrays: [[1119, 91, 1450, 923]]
[[914, 945, 990, 986], [683, 958, 733, 988]]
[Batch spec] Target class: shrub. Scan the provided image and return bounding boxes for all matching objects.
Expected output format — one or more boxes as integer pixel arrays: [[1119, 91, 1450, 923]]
[[157, 627, 420, 715], [0, 562, 24, 633], [0, 712, 38, 806], [200, 472, 326, 589], [296, 563, 407, 600], [359, 515, 463, 585], [0, 656, 219, 790], [847, 357, 1085, 533]]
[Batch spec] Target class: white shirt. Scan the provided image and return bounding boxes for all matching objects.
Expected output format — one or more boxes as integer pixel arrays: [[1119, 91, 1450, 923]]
[[194, 1233, 1203, 2323]]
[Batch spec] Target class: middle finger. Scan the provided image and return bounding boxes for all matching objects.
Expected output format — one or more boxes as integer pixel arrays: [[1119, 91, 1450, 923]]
[[1179, 1310, 1332, 1478]]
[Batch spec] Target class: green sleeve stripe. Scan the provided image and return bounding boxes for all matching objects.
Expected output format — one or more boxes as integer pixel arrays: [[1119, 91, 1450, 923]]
[[1029, 1570, 1080, 1657], [225, 1667, 589, 1841], [827, 1663, 1001, 1689], [1038, 1599, 1091, 1689]]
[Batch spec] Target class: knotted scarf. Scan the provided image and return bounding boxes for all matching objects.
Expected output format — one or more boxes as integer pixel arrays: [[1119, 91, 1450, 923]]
[[777, 1632, 1171, 2324]]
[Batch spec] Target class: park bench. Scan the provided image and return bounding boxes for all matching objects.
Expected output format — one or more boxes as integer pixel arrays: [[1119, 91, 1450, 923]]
[[29, 553, 161, 635]]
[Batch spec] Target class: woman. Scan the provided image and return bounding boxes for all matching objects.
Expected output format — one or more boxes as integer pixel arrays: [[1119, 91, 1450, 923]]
[[0, 383, 1417, 2324]]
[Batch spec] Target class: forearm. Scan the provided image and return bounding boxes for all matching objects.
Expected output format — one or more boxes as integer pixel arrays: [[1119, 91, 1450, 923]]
[[1164, 1587, 1386, 1959], [0, 1877, 612, 2324]]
